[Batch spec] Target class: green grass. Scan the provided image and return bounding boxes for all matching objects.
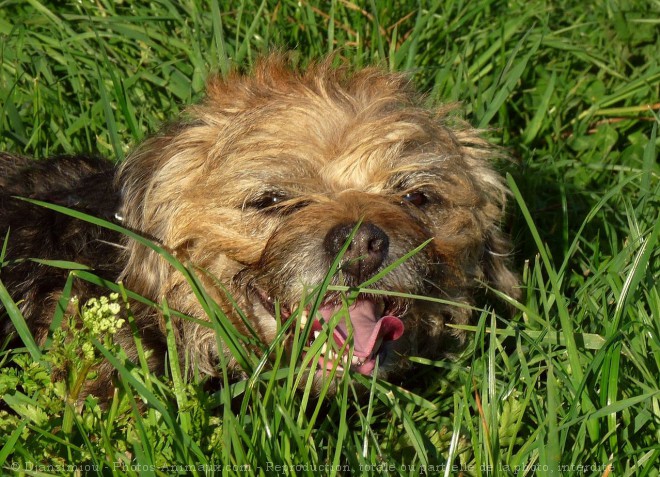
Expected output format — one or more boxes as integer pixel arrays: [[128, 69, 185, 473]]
[[1, 0, 659, 475]]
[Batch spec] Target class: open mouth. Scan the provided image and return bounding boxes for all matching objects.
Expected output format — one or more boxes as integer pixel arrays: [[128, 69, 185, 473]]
[[255, 288, 405, 375]]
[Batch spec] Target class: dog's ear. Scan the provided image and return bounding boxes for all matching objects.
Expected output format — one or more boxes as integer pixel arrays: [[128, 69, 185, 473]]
[[116, 128, 214, 298]]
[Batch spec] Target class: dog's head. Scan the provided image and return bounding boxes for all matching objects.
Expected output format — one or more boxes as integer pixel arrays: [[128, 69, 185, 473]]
[[117, 54, 517, 385]]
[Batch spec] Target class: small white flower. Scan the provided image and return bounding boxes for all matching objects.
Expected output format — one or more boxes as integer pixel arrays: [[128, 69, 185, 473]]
[[81, 295, 125, 336]]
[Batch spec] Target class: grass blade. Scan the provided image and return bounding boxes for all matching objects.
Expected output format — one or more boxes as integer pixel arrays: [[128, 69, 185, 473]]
[[0, 279, 41, 361]]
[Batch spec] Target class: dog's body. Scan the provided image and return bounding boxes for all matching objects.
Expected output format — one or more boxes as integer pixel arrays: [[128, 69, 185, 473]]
[[1, 55, 517, 397], [0, 155, 122, 345]]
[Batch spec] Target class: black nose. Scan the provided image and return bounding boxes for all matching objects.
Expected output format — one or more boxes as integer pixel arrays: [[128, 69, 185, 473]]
[[324, 222, 389, 281]]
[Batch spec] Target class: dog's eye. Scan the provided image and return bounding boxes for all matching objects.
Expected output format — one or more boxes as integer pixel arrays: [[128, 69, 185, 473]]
[[247, 194, 286, 210], [402, 191, 429, 208], [247, 192, 310, 215]]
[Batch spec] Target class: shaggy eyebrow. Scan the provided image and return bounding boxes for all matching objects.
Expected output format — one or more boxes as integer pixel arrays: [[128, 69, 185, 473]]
[[386, 167, 448, 189]]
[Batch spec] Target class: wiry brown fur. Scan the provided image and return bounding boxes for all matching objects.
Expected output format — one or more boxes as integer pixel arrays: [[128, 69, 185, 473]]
[[1, 54, 517, 398]]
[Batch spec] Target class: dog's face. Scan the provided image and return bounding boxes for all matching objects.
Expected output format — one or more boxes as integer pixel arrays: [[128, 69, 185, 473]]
[[117, 55, 517, 386]]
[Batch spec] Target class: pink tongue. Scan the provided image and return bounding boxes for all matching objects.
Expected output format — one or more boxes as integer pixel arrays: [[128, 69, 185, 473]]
[[318, 301, 404, 359]]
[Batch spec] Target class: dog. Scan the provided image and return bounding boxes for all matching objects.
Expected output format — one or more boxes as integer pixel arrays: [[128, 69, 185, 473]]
[[0, 54, 517, 399]]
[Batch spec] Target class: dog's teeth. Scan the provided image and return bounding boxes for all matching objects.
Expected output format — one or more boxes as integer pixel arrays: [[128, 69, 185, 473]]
[[351, 356, 364, 366], [300, 311, 308, 327], [313, 331, 320, 340], [319, 342, 328, 355]]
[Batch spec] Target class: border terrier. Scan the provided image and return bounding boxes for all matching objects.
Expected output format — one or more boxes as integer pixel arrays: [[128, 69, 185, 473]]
[[0, 54, 517, 398]]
